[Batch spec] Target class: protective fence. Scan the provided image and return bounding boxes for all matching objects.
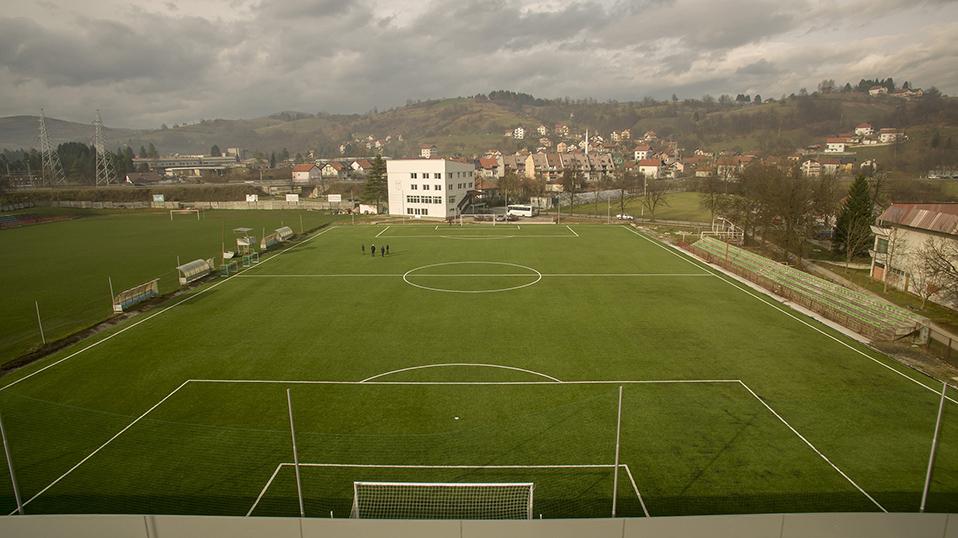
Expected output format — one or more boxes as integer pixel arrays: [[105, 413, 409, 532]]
[[690, 236, 928, 342]]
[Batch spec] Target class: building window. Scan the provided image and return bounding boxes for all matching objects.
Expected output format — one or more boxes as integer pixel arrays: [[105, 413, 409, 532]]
[[447, 172, 452, 179], [876, 238, 889, 254], [434, 173, 441, 179], [407, 208, 414, 215], [448, 184, 453, 189], [448, 195, 455, 203], [423, 184, 430, 190], [435, 185, 441, 191], [468, 182, 473, 188], [410, 173, 417, 179], [410, 184, 418, 190]]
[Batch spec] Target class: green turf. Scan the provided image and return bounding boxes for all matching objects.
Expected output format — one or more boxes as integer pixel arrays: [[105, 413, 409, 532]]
[[0, 209, 337, 363], [0, 222, 956, 519], [567, 191, 713, 222]]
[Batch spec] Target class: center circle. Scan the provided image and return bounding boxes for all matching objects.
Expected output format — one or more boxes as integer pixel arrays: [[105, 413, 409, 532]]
[[402, 261, 542, 294]]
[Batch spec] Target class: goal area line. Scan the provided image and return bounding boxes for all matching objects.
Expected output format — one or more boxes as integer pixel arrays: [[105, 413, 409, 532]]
[[246, 462, 649, 518]]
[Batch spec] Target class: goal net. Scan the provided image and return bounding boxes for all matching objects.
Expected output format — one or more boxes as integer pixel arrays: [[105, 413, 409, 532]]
[[169, 209, 200, 221], [350, 481, 534, 519]]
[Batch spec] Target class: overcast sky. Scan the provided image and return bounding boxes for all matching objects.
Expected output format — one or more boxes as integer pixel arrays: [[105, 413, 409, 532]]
[[1, 0, 956, 128]]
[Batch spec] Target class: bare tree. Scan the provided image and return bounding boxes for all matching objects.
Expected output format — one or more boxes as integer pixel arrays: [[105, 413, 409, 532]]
[[923, 237, 958, 306], [909, 240, 942, 309], [560, 167, 583, 215], [642, 183, 669, 222]]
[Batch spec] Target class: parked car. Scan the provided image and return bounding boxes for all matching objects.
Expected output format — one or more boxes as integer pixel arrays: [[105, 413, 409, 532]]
[[616, 214, 635, 220]]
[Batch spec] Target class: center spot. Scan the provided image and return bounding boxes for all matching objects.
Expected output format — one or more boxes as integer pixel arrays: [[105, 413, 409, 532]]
[[402, 262, 542, 294]]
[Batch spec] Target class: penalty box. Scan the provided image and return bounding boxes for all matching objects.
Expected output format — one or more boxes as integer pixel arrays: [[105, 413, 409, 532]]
[[24, 376, 881, 517]]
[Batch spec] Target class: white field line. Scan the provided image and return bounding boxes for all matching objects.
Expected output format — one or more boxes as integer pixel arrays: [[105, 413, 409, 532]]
[[566, 225, 580, 237], [435, 225, 439, 231], [360, 363, 563, 383], [11, 379, 192, 514], [737, 380, 887, 512], [236, 273, 712, 278], [375, 226, 390, 237], [626, 226, 958, 405], [246, 463, 284, 517], [190, 378, 742, 386], [0, 226, 339, 393], [379, 235, 575, 239], [622, 225, 708, 273], [622, 464, 650, 517], [246, 462, 648, 518]]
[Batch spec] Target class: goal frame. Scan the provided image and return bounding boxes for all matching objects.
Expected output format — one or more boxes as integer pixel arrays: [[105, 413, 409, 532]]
[[169, 209, 200, 221], [350, 480, 534, 520]]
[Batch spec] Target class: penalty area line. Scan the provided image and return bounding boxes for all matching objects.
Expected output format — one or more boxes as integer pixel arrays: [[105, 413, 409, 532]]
[[375, 226, 390, 237], [566, 225, 579, 237], [737, 380, 887, 512], [11, 379, 192, 514]]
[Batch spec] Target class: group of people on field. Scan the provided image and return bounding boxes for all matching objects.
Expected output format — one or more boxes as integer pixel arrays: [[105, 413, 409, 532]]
[[362, 243, 390, 257]]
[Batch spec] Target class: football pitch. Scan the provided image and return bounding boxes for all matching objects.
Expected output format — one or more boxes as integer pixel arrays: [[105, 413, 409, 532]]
[[1, 222, 957, 518]]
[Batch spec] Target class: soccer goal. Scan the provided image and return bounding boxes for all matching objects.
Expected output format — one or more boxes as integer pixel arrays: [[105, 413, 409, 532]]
[[350, 481, 534, 519], [169, 208, 200, 221]]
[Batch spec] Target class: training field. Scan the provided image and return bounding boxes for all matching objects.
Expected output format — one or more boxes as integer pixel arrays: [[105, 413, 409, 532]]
[[0, 208, 335, 363], [0, 222, 956, 519]]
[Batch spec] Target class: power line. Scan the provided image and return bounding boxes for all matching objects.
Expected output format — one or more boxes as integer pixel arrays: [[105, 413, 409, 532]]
[[94, 109, 116, 186], [38, 108, 65, 186]]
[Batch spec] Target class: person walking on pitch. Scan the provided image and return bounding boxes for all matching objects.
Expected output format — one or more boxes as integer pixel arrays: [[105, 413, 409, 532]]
[[371, 244, 376, 257], [361, 243, 365, 254]]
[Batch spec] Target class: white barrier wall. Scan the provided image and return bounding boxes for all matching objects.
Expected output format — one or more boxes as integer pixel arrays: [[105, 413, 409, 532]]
[[0, 513, 954, 538]]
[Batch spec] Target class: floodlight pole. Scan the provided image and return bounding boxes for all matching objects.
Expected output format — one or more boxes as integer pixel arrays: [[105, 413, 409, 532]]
[[286, 388, 306, 518], [34, 300, 45, 345], [0, 415, 24, 514], [612, 385, 623, 517], [920, 381, 948, 512]]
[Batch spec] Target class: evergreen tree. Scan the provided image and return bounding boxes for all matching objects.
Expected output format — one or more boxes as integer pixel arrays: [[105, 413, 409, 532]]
[[269, 152, 277, 169], [210, 144, 221, 156], [147, 143, 158, 159], [363, 154, 387, 213], [833, 175, 874, 261], [138, 145, 147, 158]]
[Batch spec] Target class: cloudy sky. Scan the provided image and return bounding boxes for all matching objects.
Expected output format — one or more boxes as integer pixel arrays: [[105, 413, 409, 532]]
[[1, 0, 956, 128]]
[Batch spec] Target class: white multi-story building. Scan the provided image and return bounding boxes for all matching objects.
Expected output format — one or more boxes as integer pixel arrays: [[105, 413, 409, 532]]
[[513, 127, 526, 140], [387, 159, 476, 218]]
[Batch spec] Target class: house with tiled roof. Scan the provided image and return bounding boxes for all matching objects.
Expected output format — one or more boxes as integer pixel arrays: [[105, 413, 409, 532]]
[[637, 158, 662, 179], [855, 123, 874, 136], [292, 163, 321, 183], [321, 161, 348, 178], [870, 203, 958, 308], [633, 144, 652, 161]]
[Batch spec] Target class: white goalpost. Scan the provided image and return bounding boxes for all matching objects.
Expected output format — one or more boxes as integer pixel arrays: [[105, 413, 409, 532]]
[[350, 481, 534, 520], [169, 208, 200, 221]]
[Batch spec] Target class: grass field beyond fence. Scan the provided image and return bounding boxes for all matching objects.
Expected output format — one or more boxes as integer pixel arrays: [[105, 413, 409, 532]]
[[0, 209, 337, 363], [0, 222, 956, 519]]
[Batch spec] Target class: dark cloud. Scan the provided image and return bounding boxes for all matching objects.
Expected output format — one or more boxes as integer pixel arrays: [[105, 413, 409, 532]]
[[0, 0, 954, 128]]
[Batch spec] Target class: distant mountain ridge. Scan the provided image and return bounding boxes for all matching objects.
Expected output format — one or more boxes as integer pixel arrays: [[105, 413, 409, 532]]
[[1, 91, 955, 162]]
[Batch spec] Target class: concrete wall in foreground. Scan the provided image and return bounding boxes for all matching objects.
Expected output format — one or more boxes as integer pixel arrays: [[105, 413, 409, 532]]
[[0, 513, 955, 538]]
